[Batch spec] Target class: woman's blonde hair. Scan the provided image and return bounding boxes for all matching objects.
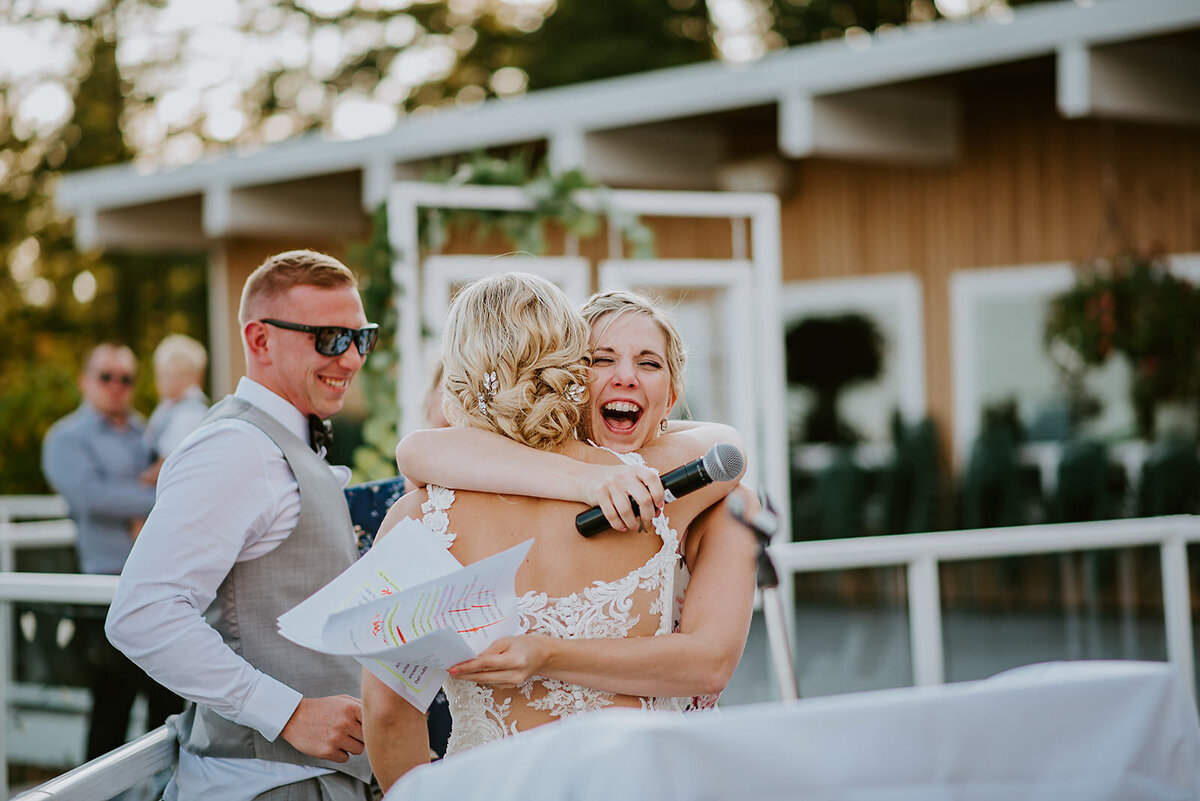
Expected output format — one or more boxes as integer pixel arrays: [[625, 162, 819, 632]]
[[581, 290, 687, 406], [442, 272, 590, 451]]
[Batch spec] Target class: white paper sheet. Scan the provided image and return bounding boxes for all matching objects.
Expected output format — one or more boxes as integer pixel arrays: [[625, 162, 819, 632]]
[[277, 516, 532, 711]]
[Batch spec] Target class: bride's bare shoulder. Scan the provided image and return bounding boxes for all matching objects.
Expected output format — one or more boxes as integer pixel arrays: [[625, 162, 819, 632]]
[[640, 421, 744, 469]]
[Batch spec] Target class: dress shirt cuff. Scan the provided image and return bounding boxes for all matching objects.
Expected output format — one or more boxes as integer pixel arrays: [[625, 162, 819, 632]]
[[236, 673, 303, 742]]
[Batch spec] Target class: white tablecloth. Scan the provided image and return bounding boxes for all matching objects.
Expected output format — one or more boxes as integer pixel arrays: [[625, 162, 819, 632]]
[[386, 661, 1200, 800]]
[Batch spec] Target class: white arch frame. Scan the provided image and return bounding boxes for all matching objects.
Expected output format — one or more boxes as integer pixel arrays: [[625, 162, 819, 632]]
[[387, 182, 792, 651]]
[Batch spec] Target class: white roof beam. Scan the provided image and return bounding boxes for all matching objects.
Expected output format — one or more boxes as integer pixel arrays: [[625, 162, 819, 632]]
[[81, 197, 206, 250], [1058, 41, 1200, 126], [780, 86, 960, 165], [579, 125, 725, 190], [216, 174, 367, 238]]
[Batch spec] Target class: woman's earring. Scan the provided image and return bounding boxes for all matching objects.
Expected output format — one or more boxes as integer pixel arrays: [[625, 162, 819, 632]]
[[659, 418, 668, 433]]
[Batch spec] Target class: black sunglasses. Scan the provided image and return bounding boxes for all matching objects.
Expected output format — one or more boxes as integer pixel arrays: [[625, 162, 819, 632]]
[[97, 371, 136, 387], [260, 319, 379, 357]]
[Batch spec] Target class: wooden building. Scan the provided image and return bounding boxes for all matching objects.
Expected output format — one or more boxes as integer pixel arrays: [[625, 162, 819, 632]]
[[56, 0, 1200, 490]]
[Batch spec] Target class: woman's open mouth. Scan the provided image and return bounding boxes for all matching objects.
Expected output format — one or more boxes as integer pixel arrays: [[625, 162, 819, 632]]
[[600, 400, 643, 433]]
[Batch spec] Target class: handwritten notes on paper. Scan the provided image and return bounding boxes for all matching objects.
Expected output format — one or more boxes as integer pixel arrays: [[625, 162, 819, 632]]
[[278, 517, 532, 711]]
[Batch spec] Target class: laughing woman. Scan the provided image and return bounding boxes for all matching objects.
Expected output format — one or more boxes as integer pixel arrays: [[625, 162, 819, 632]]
[[393, 289, 759, 712]]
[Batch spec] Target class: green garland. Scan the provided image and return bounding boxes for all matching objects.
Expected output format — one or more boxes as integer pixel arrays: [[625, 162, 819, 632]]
[[347, 155, 655, 481], [422, 152, 655, 257]]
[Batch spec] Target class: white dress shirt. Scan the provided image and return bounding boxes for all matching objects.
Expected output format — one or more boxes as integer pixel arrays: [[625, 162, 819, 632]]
[[107, 378, 352, 801]]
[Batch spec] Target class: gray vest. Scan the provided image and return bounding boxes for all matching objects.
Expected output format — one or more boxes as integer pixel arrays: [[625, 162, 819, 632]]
[[174, 396, 371, 783]]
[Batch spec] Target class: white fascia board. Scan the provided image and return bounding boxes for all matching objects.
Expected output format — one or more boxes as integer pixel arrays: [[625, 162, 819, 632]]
[[56, 0, 1200, 217]]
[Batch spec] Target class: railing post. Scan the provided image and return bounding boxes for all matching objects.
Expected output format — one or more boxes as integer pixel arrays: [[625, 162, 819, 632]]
[[1160, 530, 1195, 703], [908, 554, 944, 687]]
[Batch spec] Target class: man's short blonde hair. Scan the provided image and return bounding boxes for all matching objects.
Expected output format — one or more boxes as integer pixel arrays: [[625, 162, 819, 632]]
[[237, 250, 358, 325]]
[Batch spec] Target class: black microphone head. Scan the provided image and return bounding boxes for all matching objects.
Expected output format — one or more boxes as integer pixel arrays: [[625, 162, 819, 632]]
[[702, 443, 744, 483]]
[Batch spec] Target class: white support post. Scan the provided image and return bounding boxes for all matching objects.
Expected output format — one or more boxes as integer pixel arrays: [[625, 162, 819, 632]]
[[748, 193, 796, 652], [1057, 42, 1091, 118], [388, 193, 423, 438], [548, 128, 587, 175], [201, 182, 232, 238], [908, 554, 945, 687], [1160, 532, 1195, 702], [777, 89, 815, 159]]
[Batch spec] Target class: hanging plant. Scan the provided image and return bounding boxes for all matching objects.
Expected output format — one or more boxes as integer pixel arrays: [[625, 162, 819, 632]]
[[1045, 251, 1200, 439]]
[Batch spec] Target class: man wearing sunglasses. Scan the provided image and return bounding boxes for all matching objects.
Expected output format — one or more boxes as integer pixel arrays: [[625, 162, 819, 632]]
[[42, 344, 183, 761], [108, 250, 376, 801]]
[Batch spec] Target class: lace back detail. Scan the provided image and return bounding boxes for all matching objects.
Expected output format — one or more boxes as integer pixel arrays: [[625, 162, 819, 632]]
[[442, 445, 689, 757], [420, 484, 457, 548]]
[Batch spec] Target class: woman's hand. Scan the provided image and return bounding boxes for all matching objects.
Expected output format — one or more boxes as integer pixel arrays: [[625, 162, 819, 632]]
[[575, 462, 665, 532], [448, 635, 555, 688]]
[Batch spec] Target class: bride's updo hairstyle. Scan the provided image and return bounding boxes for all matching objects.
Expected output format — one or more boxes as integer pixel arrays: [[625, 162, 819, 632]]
[[442, 272, 591, 451], [581, 290, 687, 406]]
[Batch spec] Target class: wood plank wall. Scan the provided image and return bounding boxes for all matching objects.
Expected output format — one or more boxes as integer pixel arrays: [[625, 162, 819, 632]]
[[649, 85, 1200, 460]]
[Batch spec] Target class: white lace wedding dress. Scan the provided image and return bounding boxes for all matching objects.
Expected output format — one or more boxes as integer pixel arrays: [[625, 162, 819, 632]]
[[420, 449, 689, 756]]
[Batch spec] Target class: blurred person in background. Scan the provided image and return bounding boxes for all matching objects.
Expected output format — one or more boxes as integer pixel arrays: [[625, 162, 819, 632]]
[[146, 333, 210, 459], [41, 343, 182, 761]]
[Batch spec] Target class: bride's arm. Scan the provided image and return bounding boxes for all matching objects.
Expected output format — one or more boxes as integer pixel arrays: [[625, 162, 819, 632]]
[[362, 669, 429, 791], [396, 428, 664, 532], [448, 487, 759, 698]]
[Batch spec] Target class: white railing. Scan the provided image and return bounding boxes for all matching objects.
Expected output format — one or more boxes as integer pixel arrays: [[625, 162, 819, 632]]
[[11, 725, 174, 801], [5, 510, 1199, 799], [768, 514, 1200, 700], [0, 496, 75, 800]]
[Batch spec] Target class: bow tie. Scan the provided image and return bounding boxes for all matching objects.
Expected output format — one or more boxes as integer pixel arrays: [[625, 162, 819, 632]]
[[308, 414, 333, 456]]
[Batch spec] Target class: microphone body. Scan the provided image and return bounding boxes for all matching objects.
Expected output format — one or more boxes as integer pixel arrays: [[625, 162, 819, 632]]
[[576, 443, 743, 538]]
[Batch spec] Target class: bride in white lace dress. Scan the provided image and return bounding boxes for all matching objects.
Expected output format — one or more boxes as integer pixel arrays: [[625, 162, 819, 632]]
[[362, 274, 744, 790], [395, 290, 759, 713]]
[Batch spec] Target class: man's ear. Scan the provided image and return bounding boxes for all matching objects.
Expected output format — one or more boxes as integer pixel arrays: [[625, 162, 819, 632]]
[[243, 320, 271, 365]]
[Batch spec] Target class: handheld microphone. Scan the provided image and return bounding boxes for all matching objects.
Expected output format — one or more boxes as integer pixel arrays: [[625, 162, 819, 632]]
[[576, 442, 745, 538]]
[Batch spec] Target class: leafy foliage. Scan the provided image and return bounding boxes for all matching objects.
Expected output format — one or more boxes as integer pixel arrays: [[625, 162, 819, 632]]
[[345, 204, 402, 482], [0, 10, 207, 493], [785, 313, 884, 443], [1045, 253, 1200, 439], [423, 152, 655, 257]]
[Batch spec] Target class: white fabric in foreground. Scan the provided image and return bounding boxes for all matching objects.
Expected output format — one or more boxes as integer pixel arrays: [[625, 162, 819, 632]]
[[386, 661, 1200, 801]]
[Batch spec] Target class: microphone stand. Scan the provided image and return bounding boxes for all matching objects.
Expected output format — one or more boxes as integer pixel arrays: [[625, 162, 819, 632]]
[[728, 493, 800, 702]]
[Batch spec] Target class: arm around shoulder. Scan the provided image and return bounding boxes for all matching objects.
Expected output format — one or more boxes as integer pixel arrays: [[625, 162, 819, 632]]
[[394, 426, 662, 522]]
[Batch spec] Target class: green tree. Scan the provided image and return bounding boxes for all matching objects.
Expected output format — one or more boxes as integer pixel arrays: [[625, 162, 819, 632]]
[[0, 7, 207, 494]]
